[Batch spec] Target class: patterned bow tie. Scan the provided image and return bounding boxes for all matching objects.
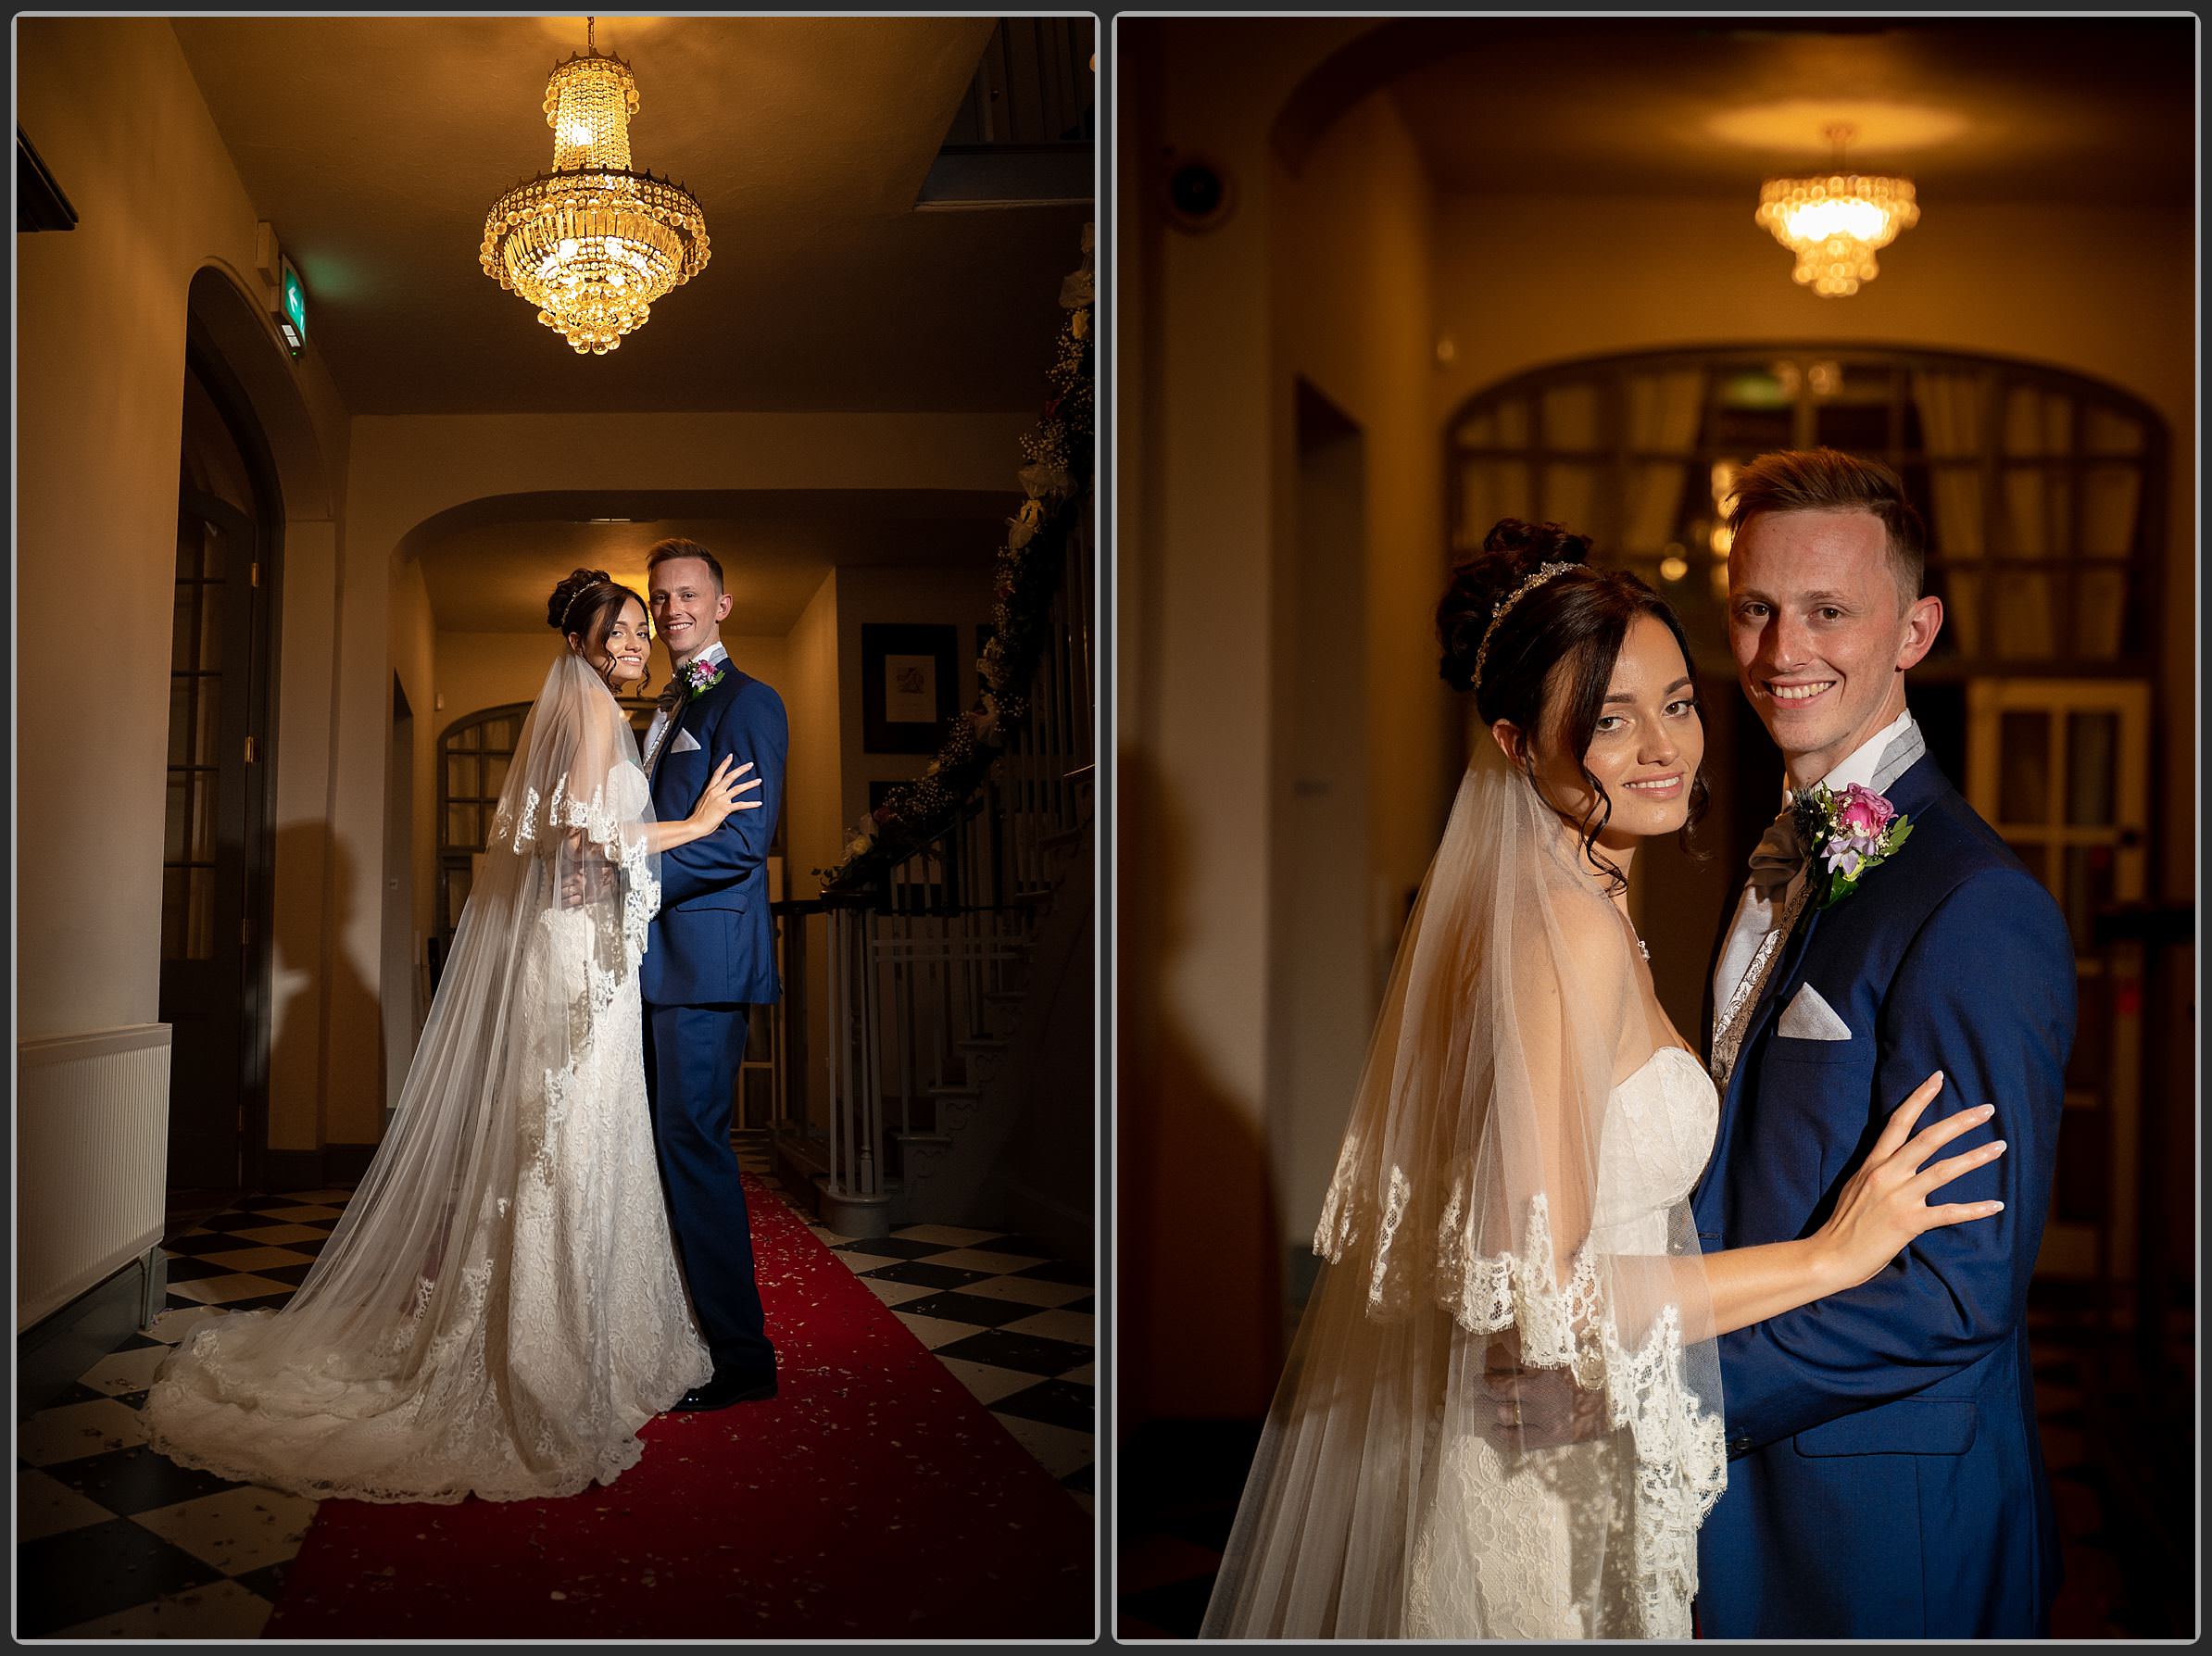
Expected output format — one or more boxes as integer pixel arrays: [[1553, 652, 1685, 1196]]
[[1747, 800, 1806, 898]]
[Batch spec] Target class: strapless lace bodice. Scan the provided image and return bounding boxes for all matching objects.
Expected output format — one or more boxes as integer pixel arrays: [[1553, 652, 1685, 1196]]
[[1590, 1047, 1720, 1244]]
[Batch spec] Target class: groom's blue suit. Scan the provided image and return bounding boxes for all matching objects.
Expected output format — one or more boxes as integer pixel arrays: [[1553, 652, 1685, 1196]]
[[643, 654, 786, 1378], [1692, 750, 2075, 1637]]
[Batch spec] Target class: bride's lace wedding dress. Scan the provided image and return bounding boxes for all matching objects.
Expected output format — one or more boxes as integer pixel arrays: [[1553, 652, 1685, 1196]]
[[1403, 1045, 1721, 1638], [143, 656, 710, 1504]]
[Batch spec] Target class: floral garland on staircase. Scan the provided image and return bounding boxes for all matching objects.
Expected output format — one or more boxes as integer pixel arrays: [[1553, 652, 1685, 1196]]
[[816, 225, 1096, 896]]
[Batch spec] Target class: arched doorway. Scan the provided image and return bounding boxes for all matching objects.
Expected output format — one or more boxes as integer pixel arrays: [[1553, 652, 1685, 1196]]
[[160, 327, 283, 1193]]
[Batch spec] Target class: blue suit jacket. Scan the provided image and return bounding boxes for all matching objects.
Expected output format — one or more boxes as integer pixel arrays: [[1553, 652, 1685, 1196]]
[[1691, 752, 2075, 1637], [641, 660, 786, 1008]]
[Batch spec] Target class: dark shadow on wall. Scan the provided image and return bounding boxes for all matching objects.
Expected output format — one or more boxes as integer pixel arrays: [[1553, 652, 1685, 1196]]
[[267, 824, 379, 1190], [1116, 746, 1283, 1625]]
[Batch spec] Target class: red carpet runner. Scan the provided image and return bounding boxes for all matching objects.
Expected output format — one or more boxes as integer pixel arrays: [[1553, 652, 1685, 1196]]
[[264, 1175, 1093, 1638]]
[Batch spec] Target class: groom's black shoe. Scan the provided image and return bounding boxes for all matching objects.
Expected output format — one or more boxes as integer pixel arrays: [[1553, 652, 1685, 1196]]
[[673, 1365, 777, 1411]]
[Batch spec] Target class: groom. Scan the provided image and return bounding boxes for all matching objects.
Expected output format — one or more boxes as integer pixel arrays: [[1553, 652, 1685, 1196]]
[[640, 536, 786, 1409], [1691, 449, 2076, 1637]]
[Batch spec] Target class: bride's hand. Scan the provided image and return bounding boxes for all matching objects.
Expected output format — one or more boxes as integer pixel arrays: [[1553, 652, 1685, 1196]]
[[1811, 1073, 2007, 1292], [687, 757, 762, 832]]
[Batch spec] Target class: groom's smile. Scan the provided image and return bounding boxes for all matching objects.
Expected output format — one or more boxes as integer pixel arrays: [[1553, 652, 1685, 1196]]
[[1766, 678, 1836, 704]]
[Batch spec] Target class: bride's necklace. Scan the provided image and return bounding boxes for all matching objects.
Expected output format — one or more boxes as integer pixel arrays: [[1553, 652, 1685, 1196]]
[[1553, 818, 1653, 961], [1611, 897, 1652, 962]]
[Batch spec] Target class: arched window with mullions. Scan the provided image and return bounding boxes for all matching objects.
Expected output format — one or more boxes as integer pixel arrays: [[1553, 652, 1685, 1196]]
[[1445, 345, 2165, 678], [1445, 345, 2166, 1284]]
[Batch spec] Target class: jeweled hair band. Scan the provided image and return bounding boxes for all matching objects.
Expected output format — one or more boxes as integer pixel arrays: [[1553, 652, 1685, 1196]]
[[1472, 560, 1578, 692], [559, 579, 616, 634]]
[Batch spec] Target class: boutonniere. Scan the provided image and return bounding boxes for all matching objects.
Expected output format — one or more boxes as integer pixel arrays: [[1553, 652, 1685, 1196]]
[[680, 656, 728, 701], [1794, 782, 1914, 909]]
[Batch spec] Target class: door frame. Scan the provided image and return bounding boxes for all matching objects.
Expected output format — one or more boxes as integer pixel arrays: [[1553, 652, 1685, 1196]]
[[180, 325, 284, 1193], [1965, 675, 2153, 1283]]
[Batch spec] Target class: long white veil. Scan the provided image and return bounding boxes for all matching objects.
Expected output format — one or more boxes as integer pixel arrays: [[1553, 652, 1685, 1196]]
[[1201, 738, 1725, 1637], [144, 652, 679, 1502]]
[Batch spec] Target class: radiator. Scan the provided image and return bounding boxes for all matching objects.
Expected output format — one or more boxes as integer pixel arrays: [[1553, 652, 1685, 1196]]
[[17, 1024, 170, 1330]]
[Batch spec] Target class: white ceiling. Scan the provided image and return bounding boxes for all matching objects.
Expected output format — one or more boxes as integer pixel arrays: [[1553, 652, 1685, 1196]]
[[1358, 17, 2193, 204], [170, 16, 1094, 415]]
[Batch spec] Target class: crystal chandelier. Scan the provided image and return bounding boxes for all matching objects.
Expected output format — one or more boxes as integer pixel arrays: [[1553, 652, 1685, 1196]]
[[480, 18, 710, 354], [1754, 125, 1918, 298]]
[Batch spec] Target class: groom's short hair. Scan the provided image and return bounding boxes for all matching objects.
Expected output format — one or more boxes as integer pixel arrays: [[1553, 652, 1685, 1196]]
[[646, 537, 725, 593], [1725, 448, 1928, 608]]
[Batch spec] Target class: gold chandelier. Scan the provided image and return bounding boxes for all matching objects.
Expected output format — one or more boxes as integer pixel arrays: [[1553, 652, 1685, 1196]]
[[1754, 125, 1918, 298], [480, 18, 710, 354]]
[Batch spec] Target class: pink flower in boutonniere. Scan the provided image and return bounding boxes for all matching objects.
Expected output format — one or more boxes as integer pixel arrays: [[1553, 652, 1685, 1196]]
[[1794, 782, 1913, 908], [681, 656, 727, 700], [1834, 783, 1897, 839]]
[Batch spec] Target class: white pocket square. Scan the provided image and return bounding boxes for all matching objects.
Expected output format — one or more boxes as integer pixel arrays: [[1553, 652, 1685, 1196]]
[[1777, 983, 1854, 1042], [670, 729, 702, 755]]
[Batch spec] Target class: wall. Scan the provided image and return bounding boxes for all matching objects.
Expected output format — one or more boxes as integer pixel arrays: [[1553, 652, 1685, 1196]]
[[16, 18, 349, 1044], [15, 19, 354, 1229], [786, 571, 844, 1135], [1115, 17, 1392, 1424], [831, 564, 998, 834], [1267, 93, 1444, 1259]]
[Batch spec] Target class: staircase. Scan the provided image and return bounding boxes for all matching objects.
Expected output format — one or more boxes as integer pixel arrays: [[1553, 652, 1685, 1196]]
[[769, 510, 1093, 1241]]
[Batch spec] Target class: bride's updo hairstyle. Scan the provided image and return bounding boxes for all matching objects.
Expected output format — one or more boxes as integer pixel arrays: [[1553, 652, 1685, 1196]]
[[1438, 518, 1707, 886], [547, 567, 650, 696]]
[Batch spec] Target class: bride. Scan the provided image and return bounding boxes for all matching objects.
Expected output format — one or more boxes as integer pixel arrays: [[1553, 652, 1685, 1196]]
[[144, 570, 760, 1505], [1200, 521, 2009, 1638]]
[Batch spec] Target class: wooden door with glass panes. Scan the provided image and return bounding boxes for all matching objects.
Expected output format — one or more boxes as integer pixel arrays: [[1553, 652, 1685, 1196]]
[[1966, 679, 2151, 1281]]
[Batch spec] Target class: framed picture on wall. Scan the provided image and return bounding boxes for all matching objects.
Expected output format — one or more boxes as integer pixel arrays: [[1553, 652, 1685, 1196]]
[[862, 622, 958, 754]]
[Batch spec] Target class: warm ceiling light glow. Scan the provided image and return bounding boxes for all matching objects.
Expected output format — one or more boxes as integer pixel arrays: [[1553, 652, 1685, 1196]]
[[1755, 128, 1918, 299], [480, 18, 710, 354]]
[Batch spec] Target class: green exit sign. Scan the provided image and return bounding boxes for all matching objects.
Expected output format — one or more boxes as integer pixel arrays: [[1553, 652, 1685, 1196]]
[[276, 257, 307, 356]]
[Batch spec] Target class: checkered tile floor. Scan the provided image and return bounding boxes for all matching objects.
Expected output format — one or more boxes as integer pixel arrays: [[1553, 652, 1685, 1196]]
[[739, 1134, 1095, 1513], [17, 1145, 1090, 1638]]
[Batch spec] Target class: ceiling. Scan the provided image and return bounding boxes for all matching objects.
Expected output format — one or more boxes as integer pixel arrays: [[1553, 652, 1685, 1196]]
[[410, 489, 1007, 634], [170, 17, 1093, 415], [1366, 18, 2193, 203]]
